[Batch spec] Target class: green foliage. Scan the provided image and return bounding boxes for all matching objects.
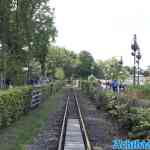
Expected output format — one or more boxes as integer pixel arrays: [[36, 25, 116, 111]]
[[96, 91, 129, 120], [54, 68, 65, 80], [100, 93, 150, 139], [128, 84, 150, 94], [0, 86, 32, 128], [127, 84, 150, 99], [32, 1, 57, 75], [0, 81, 64, 128], [97, 58, 130, 80], [47, 47, 102, 80], [97, 90, 150, 138], [47, 46, 77, 79], [80, 80, 99, 100], [40, 80, 64, 97], [77, 51, 95, 78], [97, 91, 150, 136], [128, 107, 150, 139], [129, 108, 150, 131], [80, 80, 129, 120], [81, 80, 96, 94], [0, 0, 57, 83], [0, 88, 64, 150]]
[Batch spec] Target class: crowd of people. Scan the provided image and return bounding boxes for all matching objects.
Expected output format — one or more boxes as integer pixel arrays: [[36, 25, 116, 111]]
[[98, 79, 127, 93]]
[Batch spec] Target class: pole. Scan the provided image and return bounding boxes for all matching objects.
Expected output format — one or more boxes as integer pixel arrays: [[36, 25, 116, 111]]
[[137, 61, 140, 85], [133, 53, 136, 86], [137, 51, 141, 86], [131, 34, 141, 86]]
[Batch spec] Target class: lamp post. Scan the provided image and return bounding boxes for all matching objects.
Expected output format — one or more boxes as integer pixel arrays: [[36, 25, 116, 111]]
[[131, 34, 140, 86], [136, 50, 142, 85]]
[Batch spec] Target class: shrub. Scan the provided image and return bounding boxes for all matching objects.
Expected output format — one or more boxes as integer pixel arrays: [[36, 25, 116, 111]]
[[0, 81, 64, 128], [54, 68, 65, 80], [128, 107, 150, 139], [81, 80, 150, 139], [80, 80, 97, 98], [126, 84, 150, 99], [0, 86, 32, 128]]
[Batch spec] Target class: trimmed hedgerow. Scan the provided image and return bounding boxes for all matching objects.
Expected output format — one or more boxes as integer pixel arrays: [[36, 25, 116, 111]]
[[0, 81, 64, 128], [0, 86, 32, 128]]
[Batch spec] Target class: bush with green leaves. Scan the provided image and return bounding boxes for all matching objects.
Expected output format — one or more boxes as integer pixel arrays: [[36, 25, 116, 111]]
[[81, 80, 150, 139], [0, 81, 64, 128], [54, 68, 65, 80], [127, 84, 150, 99], [128, 107, 150, 139], [98, 92, 129, 118], [97, 91, 150, 138], [51, 80, 64, 94], [0, 86, 32, 128], [80, 80, 97, 97]]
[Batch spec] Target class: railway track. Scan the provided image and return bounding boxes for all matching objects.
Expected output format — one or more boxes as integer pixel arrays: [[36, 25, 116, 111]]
[[58, 90, 92, 150]]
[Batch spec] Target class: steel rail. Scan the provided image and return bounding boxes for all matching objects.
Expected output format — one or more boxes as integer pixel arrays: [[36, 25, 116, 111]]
[[57, 91, 92, 150], [57, 96, 69, 150]]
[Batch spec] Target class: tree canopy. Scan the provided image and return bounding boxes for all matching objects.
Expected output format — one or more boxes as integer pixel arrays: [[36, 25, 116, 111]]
[[97, 57, 130, 81], [0, 0, 56, 85], [0, 0, 131, 86]]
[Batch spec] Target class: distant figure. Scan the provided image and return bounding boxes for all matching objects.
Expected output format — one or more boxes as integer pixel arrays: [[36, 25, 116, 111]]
[[112, 80, 118, 92]]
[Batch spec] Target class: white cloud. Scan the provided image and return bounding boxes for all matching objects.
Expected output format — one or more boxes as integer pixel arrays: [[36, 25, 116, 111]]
[[51, 0, 150, 68]]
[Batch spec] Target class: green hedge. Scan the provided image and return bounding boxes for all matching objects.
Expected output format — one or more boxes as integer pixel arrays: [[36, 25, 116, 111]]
[[0, 86, 32, 128], [0, 81, 64, 128]]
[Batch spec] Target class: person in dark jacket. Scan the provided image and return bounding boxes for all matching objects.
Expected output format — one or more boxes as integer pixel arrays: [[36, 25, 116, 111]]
[[112, 80, 118, 92]]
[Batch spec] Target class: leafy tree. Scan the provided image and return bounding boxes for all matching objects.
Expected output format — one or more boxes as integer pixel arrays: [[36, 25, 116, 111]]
[[96, 57, 130, 81], [0, 0, 57, 85], [0, 0, 28, 85], [47, 46, 77, 79], [77, 51, 95, 78], [30, 0, 57, 76], [54, 68, 65, 80], [96, 60, 105, 78]]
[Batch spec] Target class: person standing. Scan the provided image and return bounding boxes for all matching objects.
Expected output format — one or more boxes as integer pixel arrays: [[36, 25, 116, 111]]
[[112, 80, 118, 92]]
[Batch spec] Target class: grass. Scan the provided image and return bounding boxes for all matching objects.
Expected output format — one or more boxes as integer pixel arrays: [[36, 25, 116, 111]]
[[0, 89, 64, 150], [125, 84, 150, 100]]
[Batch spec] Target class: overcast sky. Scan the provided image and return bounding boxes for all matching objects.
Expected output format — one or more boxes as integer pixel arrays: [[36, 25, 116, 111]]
[[51, 0, 150, 69]]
